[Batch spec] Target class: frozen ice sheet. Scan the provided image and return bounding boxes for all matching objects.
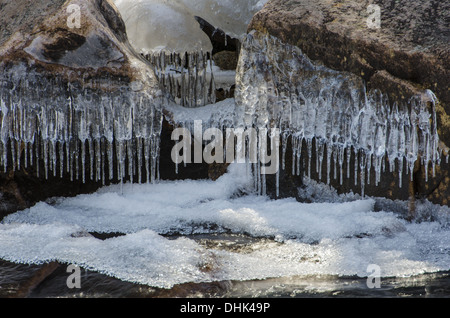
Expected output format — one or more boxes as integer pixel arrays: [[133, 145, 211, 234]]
[[1, 164, 449, 288]]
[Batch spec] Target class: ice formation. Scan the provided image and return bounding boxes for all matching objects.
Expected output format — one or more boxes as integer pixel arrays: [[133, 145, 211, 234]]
[[0, 3, 444, 200], [234, 31, 443, 196], [145, 51, 217, 108], [0, 64, 164, 185], [113, 0, 267, 108]]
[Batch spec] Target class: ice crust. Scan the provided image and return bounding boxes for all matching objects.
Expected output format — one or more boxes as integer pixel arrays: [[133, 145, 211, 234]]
[[1, 164, 449, 288]]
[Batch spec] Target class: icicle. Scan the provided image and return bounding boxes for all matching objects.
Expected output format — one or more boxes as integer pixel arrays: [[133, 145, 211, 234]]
[[346, 146, 351, 179], [144, 137, 151, 183], [100, 139, 105, 185], [360, 151, 366, 197], [260, 131, 267, 195], [317, 140, 324, 181], [129, 139, 135, 184], [338, 146, 344, 185], [276, 168, 280, 198], [137, 137, 143, 184], [291, 136, 297, 176], [51, 141, 57, 177], [326, 143, 331, 184], [296, 140, 302, 177], [281, 132, 288, 171], [10, 138, 16, 172], [95, 138, 101, 183], [107, 140, 114, 181], [88, 139, 94, 181], [354, 149, 358, 186], [36, 136, 40, 178], [81, 140, 86, 183], [24, 142, 28, 169], [66, 140, 71, 175], [333, 145, 338, 181], [116, 139, 125, 186], [43, 139, 49, 180], [17, 140, 21, 171], [366, 153, 371, 185], [307, 139, 312, 178], [398, 157, 403, 188]]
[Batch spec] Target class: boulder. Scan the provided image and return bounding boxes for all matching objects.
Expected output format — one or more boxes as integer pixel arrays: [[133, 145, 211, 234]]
[[0, 0, 165, 218], [246, 0, 449, 206]]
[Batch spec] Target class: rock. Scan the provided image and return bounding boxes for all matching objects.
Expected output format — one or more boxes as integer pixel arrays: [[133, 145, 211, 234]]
[[0, 0, 165, 218], [246, 0, 449, 206], [11, 262, 60, 298], [0, 166, 103, 221], [195, 16, 241, 55], [249, 0, 448, 112], [213, 51, 239, 71]]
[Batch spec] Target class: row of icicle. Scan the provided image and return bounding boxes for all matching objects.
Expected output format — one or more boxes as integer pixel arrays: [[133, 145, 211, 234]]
[[0, 68, 164, 185], [144, 50, 216, 108], [0, 33, 446, 198]]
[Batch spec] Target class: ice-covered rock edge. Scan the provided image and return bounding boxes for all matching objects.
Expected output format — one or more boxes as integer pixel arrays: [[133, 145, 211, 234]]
[[233, 31, 445, 196]]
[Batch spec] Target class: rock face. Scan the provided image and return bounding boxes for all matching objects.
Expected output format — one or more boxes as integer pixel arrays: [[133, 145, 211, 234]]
[[245, 0, 449, 206], [0, 0, 166, 218]]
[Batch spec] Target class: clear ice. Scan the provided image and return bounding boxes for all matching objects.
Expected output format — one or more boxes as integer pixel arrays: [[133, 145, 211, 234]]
[[233, 31, 442, 196], [144, 51, 217, 108], [0, 64, 164, 185]]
